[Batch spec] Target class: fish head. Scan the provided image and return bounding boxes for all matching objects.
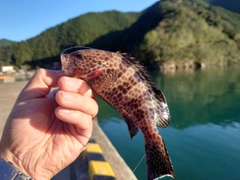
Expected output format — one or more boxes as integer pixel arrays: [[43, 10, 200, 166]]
[[61, 47, 109, 80]]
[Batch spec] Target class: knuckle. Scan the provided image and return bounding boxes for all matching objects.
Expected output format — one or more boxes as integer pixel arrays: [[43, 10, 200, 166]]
[[36, 68, 45, 75]]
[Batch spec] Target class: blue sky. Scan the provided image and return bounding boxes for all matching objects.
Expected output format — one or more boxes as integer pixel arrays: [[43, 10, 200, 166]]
[[0, 0, 158, 42]]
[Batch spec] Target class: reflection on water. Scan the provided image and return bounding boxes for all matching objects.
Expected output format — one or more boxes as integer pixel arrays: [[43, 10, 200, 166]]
[[97, 65, 240, 180]]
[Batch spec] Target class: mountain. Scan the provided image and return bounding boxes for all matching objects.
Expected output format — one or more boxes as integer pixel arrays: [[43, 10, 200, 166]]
[[0, 39, 16, 66], [1, 11, 139, 68], [0, 39, 16, 48], [206, 0, 240, 14], [133, 0, 240, 69], [0, 0, 240, 69]]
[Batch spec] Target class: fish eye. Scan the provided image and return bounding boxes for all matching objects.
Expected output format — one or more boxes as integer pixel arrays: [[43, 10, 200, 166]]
[[76, 53, 84, 59]]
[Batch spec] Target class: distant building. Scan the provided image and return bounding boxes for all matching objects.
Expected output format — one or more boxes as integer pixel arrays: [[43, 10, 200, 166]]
[[0, 66, 15, 73]]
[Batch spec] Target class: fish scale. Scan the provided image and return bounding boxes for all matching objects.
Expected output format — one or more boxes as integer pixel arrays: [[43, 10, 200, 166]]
[[61, 47, 175, 180]]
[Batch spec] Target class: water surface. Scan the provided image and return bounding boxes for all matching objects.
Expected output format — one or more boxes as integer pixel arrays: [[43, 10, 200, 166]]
[[97, 65, 240, 180]]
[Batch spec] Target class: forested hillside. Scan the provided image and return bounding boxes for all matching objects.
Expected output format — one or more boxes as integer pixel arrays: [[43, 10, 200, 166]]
[[0, 39, 16, 48], [206, 0, 240, 14], [0, 0, 240, 69], [0, 11, 139, 67], [134, 0, 240, 69]]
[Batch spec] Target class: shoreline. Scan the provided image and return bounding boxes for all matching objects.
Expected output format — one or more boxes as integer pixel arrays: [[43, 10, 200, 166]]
[[158, 59, 240, 72]]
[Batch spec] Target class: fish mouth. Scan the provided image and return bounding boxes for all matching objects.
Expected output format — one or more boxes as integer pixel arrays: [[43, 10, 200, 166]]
[[60, 46, 93, 78]]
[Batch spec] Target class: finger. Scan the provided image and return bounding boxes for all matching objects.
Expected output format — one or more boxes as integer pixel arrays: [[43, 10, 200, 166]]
[[55, 107, 93, 131], [55, 91, 98, 118], [58, 77, 94, 98], [55, 107, 93, 144], [19, 69, 65, 100]]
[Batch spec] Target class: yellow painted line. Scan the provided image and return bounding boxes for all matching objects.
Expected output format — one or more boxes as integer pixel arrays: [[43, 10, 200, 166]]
[[86, 143, 103, 153], [83, 140, 116, 180], [88, 161, 115, 180]]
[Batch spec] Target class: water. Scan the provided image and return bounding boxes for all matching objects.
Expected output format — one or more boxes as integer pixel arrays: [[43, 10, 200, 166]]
[[96, 65, 240, 180]]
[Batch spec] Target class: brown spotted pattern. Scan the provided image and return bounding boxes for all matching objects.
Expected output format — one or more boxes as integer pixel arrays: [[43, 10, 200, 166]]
[[61, 47, 175, 180]]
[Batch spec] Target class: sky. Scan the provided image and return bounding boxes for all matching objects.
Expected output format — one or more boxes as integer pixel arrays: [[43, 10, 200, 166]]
[[0, 0, 159, 42]]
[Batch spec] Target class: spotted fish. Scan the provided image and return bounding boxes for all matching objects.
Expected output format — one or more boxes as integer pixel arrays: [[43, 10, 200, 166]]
[[60, 46, 175, 180]]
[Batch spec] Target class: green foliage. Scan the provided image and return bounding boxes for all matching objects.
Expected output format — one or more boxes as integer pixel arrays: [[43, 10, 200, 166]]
[[0, 39, 16, 48], [136, 0, 240, 68], [0, 11, 139, 68], [206, 0, 240, 14], [0, 0, 240, 69], [0, 39, 16, 66], [0, 47, 13, 66]]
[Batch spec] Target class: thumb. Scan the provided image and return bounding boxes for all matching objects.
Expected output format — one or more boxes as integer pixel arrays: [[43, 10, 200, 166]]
[[18, 68, 65, 100]]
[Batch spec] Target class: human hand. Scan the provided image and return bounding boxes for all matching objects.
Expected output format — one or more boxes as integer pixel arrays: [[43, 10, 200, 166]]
[[0, 69, 98, 180]]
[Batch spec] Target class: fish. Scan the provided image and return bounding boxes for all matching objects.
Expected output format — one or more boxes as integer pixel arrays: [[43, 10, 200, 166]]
[[60, 46, 175, 180]]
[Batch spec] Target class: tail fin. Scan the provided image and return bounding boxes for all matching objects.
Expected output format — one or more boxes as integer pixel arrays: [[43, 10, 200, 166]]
[[144, 133, 175, 180]]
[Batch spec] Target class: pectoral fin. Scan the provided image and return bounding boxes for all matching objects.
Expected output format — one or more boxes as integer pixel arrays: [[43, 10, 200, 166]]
[[155, 101, 170, 128], [122, 115, 138, 139], [152, 88, 171, 128]]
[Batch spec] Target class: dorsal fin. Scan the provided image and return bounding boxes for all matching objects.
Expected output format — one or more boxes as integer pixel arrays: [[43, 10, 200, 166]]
[[117, 52, 145, 70]]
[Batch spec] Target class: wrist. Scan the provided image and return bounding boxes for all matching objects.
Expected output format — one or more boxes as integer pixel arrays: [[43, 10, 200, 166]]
[[0, 158, 32, 180], [0, 146, 32, 179], [0, 147, 53, 180]]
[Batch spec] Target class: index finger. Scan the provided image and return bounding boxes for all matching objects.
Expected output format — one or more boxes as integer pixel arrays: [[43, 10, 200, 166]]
[[58, 77, 94, 98], [19, 69, 65, 100]]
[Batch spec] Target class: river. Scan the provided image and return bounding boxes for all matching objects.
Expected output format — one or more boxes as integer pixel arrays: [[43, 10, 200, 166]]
[[97, 65, 240, 180]]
